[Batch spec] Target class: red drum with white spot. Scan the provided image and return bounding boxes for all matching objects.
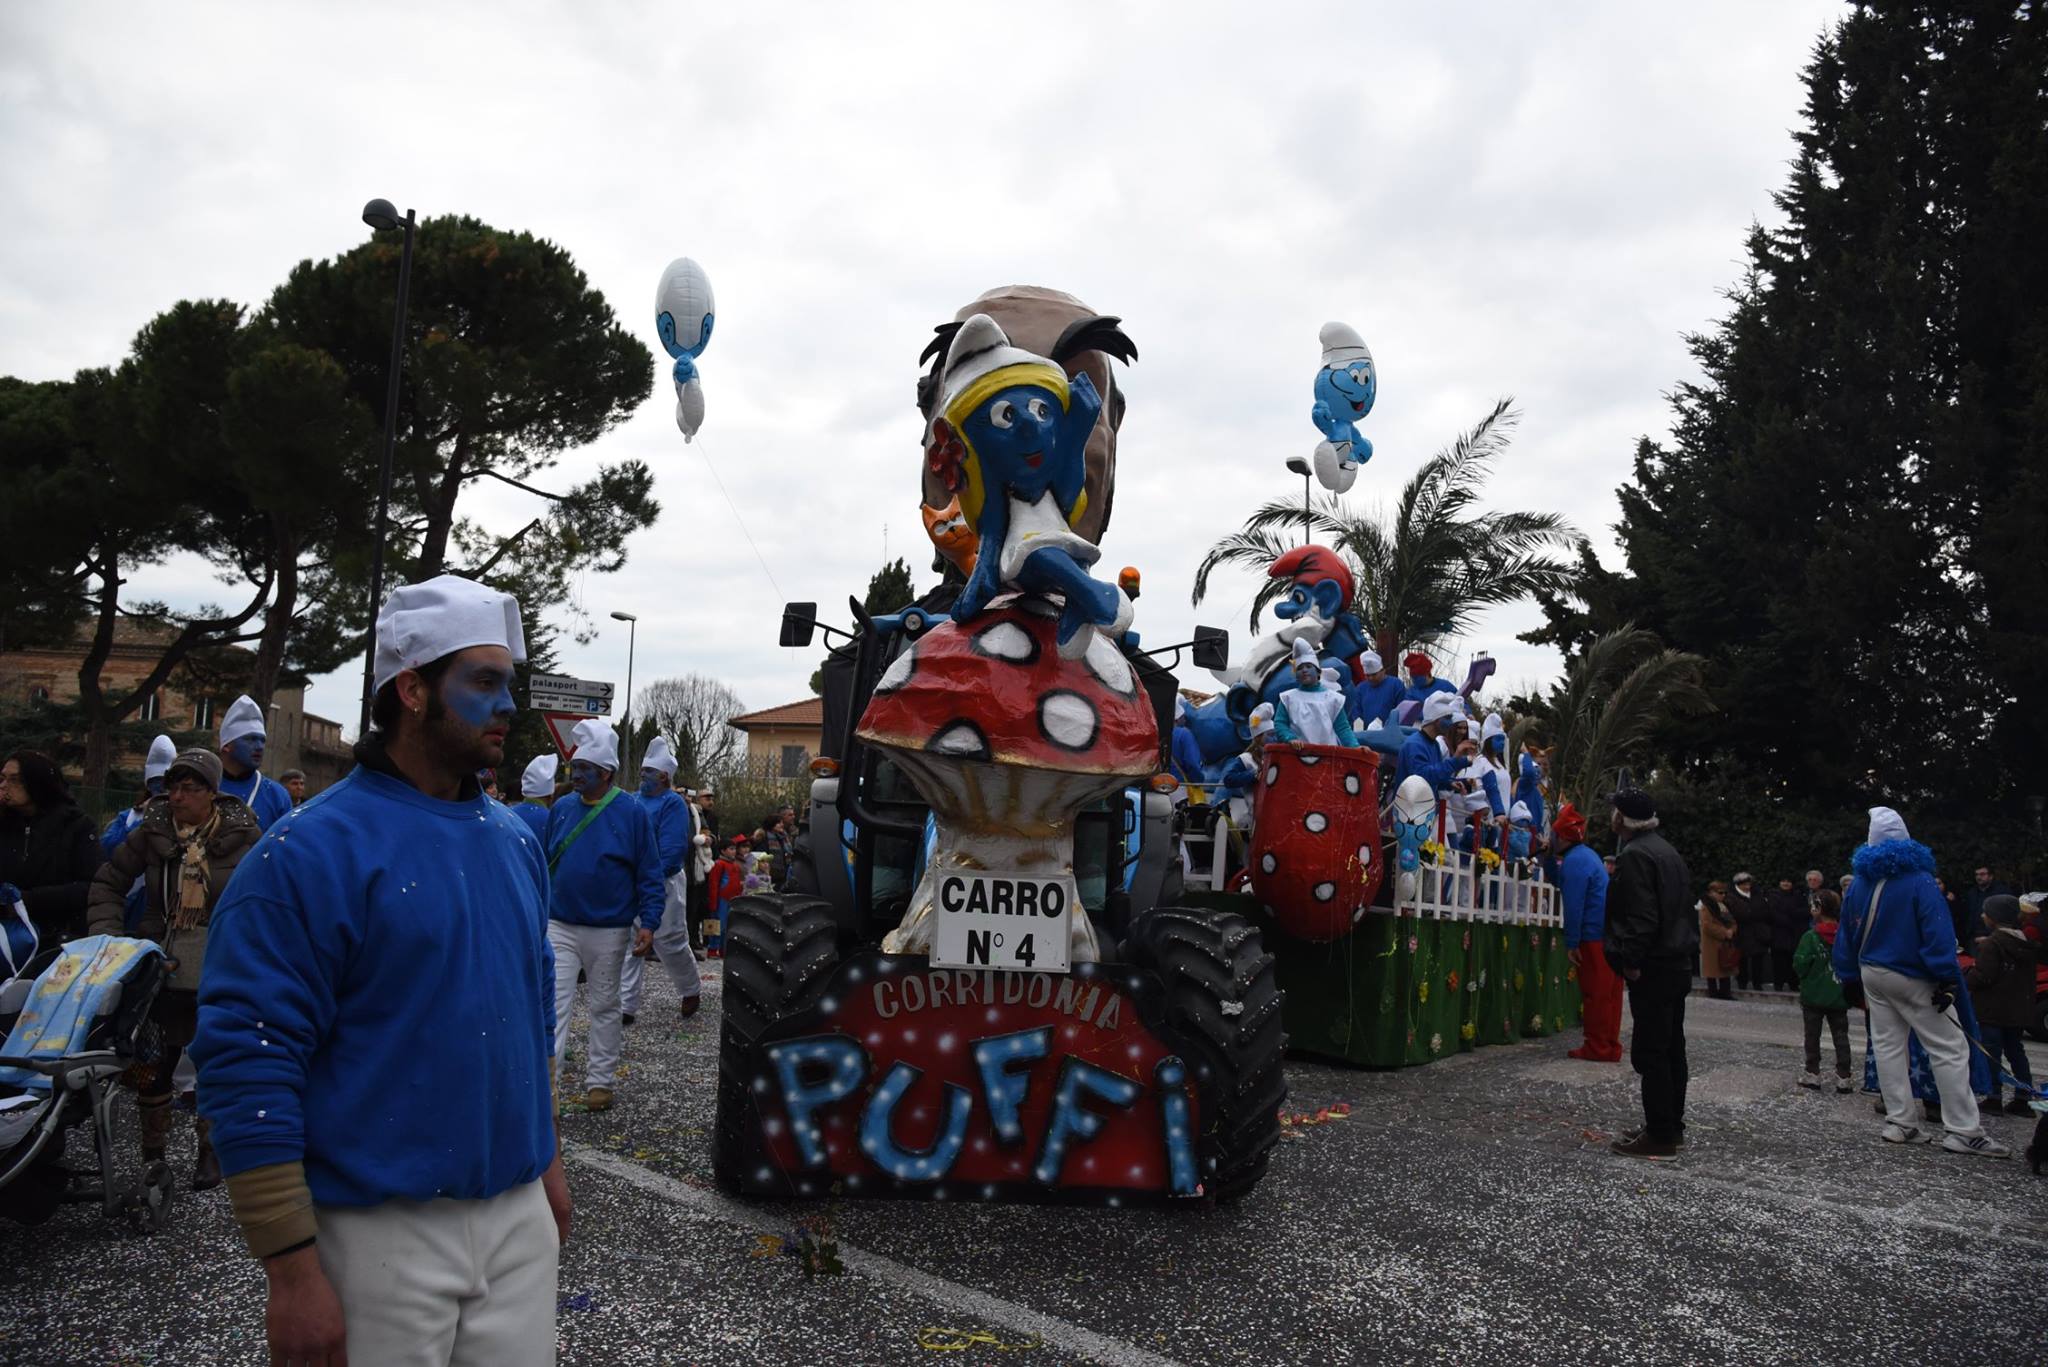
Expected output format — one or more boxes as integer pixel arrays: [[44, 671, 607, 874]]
[[1247, 742, 1384, 941]]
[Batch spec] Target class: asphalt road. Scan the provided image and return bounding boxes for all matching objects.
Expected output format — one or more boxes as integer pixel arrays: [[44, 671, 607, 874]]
[[4, 968, 2042, 1366]]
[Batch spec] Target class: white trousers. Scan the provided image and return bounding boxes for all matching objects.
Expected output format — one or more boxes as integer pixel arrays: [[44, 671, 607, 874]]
[[1864, 962, 1983, 1136], [316, 1179, 558, 1367], [548, 921, 629, 1091], [619, 873, 701, 1015]]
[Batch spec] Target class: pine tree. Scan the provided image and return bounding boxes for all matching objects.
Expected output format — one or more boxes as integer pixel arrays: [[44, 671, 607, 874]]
[[1537, 1, 2048, 811]]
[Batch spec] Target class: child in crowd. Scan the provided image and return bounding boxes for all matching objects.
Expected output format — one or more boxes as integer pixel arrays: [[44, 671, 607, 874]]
[[704, 838, 744, 957], [1966, 894, 2037, 1116], [1794, 889, 1854, 1091]]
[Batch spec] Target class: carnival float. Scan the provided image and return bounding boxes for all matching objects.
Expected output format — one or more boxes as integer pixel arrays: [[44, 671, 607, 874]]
[[710, 289, 1573, 1210]]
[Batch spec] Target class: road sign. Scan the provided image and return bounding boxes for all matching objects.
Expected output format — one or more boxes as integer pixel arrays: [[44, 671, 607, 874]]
[[543, 712, 592, 761], [529, 672, 613, 715]]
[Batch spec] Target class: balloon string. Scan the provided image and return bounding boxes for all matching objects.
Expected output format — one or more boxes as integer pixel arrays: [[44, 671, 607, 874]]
[[689, 433, 786, 601]]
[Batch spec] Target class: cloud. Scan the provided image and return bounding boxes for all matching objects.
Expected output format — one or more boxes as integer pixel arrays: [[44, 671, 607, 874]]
[[0, 0, 1845, 734]]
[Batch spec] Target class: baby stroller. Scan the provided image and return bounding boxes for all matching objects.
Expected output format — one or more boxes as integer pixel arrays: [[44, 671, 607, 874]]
[[0, 935, 173, 1232]]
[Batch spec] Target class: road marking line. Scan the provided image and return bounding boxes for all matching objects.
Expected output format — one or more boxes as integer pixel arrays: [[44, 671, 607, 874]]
[[563, 1142, 1192, 1367]]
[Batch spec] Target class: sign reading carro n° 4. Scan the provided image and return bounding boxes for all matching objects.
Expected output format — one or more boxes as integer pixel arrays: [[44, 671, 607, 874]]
[[930, 871, 1074, 974]]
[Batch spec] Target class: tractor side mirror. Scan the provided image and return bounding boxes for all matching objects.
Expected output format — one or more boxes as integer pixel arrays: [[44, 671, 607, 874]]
[[1191, 625, 1230, 674], [779, 602, 818, 649]]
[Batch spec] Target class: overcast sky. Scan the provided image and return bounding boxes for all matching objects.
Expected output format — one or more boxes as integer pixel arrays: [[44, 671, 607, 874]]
[[1, 1, 1843, 738]]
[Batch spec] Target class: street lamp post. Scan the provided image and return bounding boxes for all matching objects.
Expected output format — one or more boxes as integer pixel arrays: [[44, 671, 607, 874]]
[[358, 198, 417, 737], [611, 611, 638, 778], [1283, 454, 1313, 545]]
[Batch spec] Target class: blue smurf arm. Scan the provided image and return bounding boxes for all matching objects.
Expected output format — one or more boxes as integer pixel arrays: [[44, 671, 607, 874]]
[[953, 497, 1010, 622], [1052, 373, 1101, 514]]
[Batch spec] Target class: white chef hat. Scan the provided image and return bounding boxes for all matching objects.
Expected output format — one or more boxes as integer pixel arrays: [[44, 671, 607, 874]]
[[1421, 692, 1459, 726], [573, 723, 620, 774], [372, 574, 527, 692], [1291, 637, 1318, 666], [521, 753, 559, 797], [1248, 702, 1276, 739], [643, 736, 679, 776], [1867, 806, 1908, 846], [219, 695, 265, 747], [143, 735, 178, 782], [1358, 650, 1384, 674]]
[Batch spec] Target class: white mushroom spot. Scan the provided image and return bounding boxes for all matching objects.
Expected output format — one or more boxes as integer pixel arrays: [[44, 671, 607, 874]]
[[930, 722, 989, 758], [1264, 766, 1279, 786], [1039, 691, 1098, 750], [1313, 881, 1337, 902], [1304, 812, 1328, 833], [1358, 844, 1374, 865], [876, 647, 916, 693], [975, 621, 1034, 661], [1082, 632, 1135, 695], [1344, 774, 1362, 795], [1260, 852, 1277, 874]]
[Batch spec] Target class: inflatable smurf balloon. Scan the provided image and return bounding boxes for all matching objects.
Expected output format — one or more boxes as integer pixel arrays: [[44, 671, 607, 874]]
[[1309, 321, 1375, 492], [655, 257, 715, 442]]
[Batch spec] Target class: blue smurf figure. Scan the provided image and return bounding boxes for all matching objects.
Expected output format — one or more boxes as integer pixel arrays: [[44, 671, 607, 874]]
[[1309, 321, 1375, 491], [925, 313, 1139, 657]]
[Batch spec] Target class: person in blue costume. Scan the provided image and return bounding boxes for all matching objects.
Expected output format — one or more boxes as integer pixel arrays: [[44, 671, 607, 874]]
[[1348, 650, 1405, 733], [213, 695, 292, 831], [100, 734, 176, 857], [1514, 738, 1548, 842], [1272, 639, 1360, 747], [512, 753, 557, 841], [927, 313, 1137, 657], [1396, 691, 1474, 794], [618, 736, 702, 1025], [192, 574, 567, 1366], [1834, 806, 2007, 1157], [544, 721, 662, 1115], [1400, 651, 1458, 708]]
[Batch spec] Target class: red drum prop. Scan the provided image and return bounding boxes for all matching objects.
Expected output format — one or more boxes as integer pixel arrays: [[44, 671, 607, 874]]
[[1248, 743, 1384, 940]]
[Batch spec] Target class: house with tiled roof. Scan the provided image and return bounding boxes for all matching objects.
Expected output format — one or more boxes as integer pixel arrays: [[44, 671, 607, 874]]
[[728, 698, 824, 779]]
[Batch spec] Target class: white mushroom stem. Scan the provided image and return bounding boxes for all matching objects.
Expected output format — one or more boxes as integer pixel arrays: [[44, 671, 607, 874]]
[[878, 749, 1134, 964]]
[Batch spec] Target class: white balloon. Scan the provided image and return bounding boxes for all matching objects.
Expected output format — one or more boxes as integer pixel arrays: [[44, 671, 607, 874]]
[[655, 258, 714, 352], [675, 375, 705, 443]]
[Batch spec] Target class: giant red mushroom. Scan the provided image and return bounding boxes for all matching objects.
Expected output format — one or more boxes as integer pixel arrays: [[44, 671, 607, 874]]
[[856, 592, 1159, 963]]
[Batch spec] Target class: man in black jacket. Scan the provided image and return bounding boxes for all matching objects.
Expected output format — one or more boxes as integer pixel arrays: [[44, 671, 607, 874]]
[[1601, 788, 1699, 1159]]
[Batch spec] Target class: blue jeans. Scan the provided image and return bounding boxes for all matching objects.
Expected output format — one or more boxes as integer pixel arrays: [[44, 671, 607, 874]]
[[1979, 1023, 2033, 1100]]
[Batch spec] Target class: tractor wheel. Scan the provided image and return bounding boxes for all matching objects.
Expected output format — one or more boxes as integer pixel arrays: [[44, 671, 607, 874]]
[[712, 894, 841, 1191], [1127, 904, 1286, 1201]]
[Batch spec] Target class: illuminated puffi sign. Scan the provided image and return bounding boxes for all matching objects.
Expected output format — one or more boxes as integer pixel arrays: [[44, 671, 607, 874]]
[[729, 956, 1205, 1203]]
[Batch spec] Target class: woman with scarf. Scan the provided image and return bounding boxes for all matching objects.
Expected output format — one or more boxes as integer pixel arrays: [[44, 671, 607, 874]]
[[1698, 880, 1738, 999], [88, 747, 259, 1190]]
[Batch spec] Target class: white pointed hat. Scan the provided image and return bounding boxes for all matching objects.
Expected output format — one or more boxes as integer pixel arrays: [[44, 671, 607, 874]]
[[1319, 321, 1372, 367], [643, 736, 679, 776], [1290, 636, 1318, 666], [937, 314, 1069, 426], [573, 723, 620, 773], [521, 753, 559, 797], [219, 695, 265, 747], [143, 735, 178, 782]]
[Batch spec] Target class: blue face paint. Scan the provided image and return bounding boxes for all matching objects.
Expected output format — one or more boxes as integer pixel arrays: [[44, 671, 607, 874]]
[[145, 776, 167, 797], [962, 382, 1068, 502], [638, 768, 664, 797], [568, 759, 609, 797], [227, 735, 264, 769], [441, 661, 517, 731]]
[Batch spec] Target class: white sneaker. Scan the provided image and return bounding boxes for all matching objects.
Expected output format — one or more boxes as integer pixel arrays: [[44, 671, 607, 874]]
[[1798, 1071, 1822, 1089], [1940, 1132, 2013, 1159], [1881, 1123, 1932, 1144], [1834, 1076, 1854, 1094]]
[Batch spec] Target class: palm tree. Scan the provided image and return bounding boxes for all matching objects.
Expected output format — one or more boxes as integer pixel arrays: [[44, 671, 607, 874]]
[[1191, 399, 1580, 663], [1528, 625, 1712, 813]]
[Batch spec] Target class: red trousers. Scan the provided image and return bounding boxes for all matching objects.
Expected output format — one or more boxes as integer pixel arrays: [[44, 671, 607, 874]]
[[1575, 939, 1624, 1061]]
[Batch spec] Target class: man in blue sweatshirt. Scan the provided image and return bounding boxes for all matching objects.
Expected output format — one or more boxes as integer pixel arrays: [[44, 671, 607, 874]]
[[1347, 650, 1406, 732], [513, 753, 558, 841], [214, 695, 293, 830], [1396, 691, 1474, 794], [1834, 806, 2008, 1157], [545, 721, 663, 1114], [193, 574, 566, 1367], [619, 736, 702, 1025]]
